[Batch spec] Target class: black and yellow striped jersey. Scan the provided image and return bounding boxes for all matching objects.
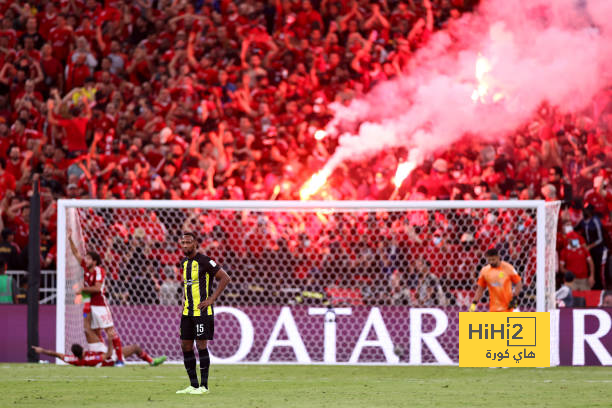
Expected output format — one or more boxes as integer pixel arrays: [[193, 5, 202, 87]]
[[181, 253, 221, 317]]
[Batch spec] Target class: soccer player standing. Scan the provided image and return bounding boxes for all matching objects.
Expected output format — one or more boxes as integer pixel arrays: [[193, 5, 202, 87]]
[[176, 231, 231, 395], [470, 248, 523, 312], [68, 229, 126, 366]]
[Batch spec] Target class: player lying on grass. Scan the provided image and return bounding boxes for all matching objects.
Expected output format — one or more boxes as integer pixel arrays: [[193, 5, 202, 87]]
[[32, 340, 166, 367]]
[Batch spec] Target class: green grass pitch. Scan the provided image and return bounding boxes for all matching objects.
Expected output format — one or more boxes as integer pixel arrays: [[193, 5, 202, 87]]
[[1, 364, 610, 408]]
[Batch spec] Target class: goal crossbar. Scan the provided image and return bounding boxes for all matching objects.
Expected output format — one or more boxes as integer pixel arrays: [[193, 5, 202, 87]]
[[57, 199, 548, 210]]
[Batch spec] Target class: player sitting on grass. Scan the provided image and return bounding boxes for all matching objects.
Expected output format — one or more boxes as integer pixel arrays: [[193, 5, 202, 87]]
[[32, 341, 166, 367]]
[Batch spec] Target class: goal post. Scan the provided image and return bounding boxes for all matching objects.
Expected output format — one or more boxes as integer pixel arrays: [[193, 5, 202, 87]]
[[56, 199, 560, 364]]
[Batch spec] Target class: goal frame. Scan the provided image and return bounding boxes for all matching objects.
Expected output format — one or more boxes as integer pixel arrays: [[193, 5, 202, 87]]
[[56, 199, 552, 359]]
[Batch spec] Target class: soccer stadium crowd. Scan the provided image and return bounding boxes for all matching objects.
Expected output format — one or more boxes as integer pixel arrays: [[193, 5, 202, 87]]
[[0, 0, 611, 305]]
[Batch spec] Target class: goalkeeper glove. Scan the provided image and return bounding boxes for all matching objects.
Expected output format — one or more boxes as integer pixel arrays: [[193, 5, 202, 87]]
[[469, 302, 477, 312], [508, 297, 517, 309]]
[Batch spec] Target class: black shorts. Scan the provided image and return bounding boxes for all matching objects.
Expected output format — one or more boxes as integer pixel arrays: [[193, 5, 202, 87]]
[[180, 315, 214, 341]]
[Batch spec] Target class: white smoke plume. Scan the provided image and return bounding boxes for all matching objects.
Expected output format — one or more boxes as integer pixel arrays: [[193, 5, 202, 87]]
[[322, 0, 612, 173]]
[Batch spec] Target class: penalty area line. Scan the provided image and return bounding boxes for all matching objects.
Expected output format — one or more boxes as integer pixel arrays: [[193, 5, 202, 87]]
[[21, 378, 177, 382]]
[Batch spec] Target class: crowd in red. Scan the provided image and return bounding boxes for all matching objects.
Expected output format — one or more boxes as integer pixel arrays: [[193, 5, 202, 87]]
[[0, 0, 611, 302]]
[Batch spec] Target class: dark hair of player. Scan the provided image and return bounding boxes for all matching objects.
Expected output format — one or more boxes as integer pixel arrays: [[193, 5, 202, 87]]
[[583, 204, 595, 218], [182, 231, 198, 242], [1, 228, 14, 241], [71, 343, 84, 359], [87, 251, 102, 266], [484, 248, 499, 257]]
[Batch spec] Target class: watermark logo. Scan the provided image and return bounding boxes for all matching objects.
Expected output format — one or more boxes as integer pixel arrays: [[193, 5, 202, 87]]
[[459, 313, 549, 367]]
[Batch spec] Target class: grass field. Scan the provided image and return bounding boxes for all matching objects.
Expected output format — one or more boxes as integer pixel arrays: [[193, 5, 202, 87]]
[[1, 364, 610, 408]]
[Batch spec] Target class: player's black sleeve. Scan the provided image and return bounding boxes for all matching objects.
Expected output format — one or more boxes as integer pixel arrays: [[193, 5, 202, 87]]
[[199, 254, 221, 275]]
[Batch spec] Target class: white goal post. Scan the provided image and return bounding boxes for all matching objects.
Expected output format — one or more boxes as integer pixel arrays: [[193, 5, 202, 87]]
[[56, 199, 560, 365]]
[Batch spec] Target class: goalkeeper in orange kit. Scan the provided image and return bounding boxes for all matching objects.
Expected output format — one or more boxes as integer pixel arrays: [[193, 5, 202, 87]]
[[470, 248, 523, 312]]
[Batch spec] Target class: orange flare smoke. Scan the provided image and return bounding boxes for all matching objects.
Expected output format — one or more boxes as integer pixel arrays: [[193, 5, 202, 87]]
[[393, 161, 417, 188], [300, 168, 331, 200]]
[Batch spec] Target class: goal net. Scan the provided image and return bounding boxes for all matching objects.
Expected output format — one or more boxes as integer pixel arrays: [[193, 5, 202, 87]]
[[57, 200, 560, 364]]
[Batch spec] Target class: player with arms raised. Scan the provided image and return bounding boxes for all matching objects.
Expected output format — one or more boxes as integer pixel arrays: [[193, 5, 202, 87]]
[[176, 231, 231, 395], [68, 229, 126, 366], [470, 248, 523, 312]]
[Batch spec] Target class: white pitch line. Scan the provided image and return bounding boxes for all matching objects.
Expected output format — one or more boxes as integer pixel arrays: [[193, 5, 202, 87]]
[[16, 377, 612, 384], [14, 376, 180, 381], [22, 378, 166, 382]]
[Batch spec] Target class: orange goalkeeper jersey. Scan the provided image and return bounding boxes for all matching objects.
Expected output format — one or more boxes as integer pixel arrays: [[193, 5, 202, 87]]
[[477, 261, 521, 312]]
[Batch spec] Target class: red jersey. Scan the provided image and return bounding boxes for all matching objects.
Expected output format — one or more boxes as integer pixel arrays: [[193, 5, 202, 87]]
[[38, 12, 58, 39], [41, 56, 63, 85], [7, 214, 29, 249], [560, 237, 592, 279], [75, 27, 96, 45], [0, 29, 18, 48], [66, 62, 92, 90], [48, 26, 72, 61], [81, 260, 108, 306], [63, 351, 114, 366], [98, 6, 122, 24], [584, 189, 612, 219], [55, 116, 89, 152], [16, 49, 42, 62], [0, 171, 16, 200]]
